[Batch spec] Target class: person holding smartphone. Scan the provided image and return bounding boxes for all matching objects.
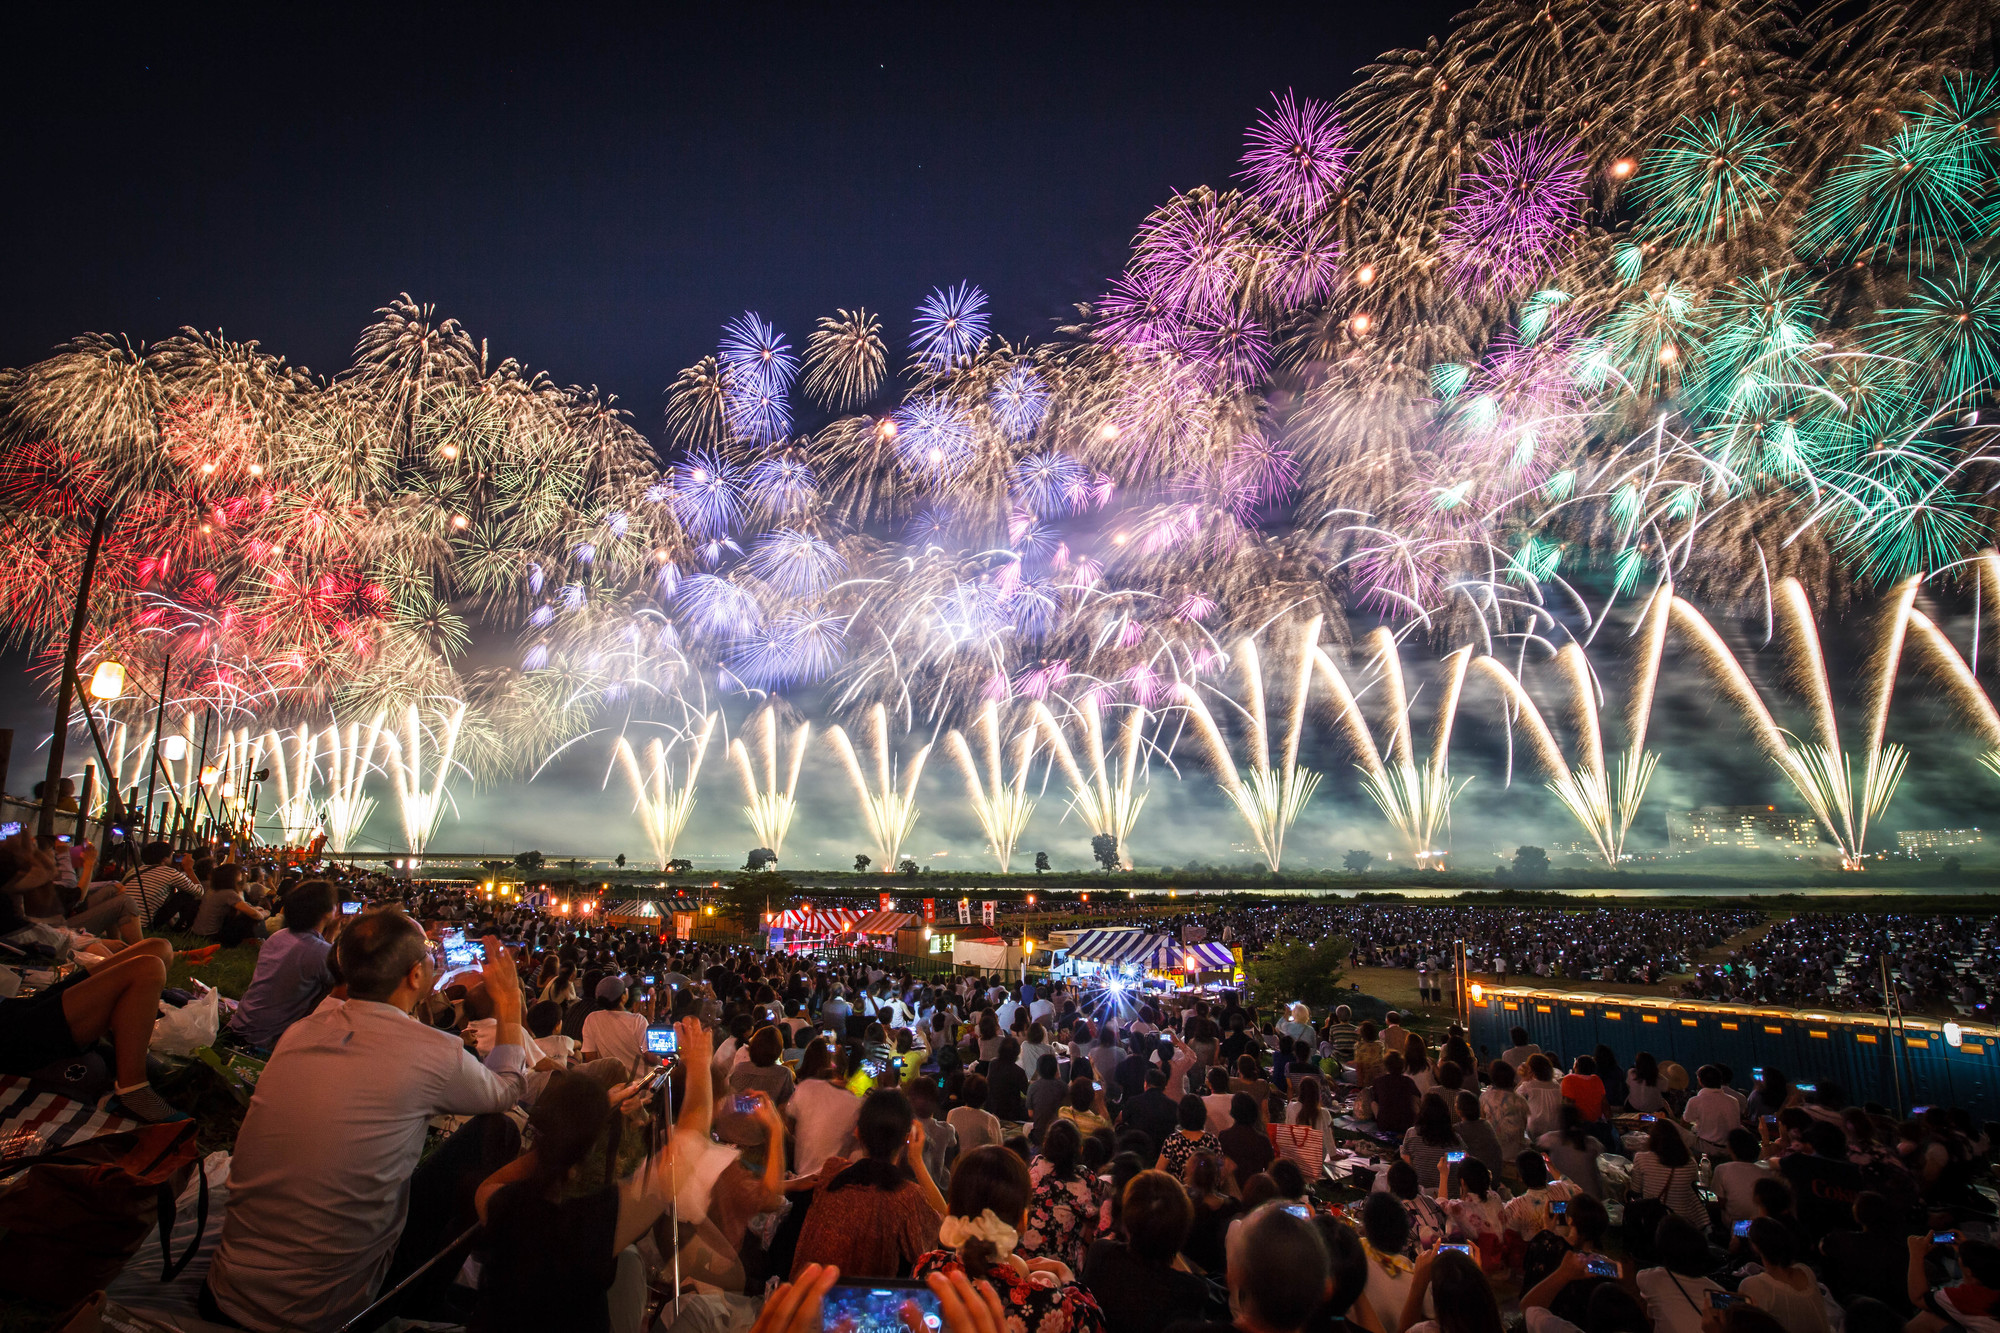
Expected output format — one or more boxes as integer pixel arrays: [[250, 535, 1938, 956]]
[[580, 976, 648, 1071]]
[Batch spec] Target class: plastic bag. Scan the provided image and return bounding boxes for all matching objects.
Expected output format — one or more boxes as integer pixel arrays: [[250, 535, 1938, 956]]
[[150, 984, 218, 1057]]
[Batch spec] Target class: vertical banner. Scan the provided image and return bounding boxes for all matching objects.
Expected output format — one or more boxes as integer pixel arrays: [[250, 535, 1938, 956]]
[[922, 898, 936, 923], [879, 891, 893, 912], [981, 900, 997, 926], [958, 897, 971, 925]]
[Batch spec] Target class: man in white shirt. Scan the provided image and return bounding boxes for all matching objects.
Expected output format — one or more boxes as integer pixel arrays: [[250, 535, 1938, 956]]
[[1028, 988, 1055, 1024], [788, 1052, 862, 1176], [1500, 1027, 1542, 1069], [581, 976, 650, 1072], [205, 914, 529, 1332], [996, 995, 1021, 1031], [1685, 1065, 1745, 1156]]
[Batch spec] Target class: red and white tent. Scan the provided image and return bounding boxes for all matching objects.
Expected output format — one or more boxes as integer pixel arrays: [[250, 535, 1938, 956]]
[[768, 907, 861, 935]]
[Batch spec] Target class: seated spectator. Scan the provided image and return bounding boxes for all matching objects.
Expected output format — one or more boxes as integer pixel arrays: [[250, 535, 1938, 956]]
[[1625, 1052, 1668, 1115], [1203, 1066, 1237, 1134], [988, 1035, 1030, 1120], [908, 1076, 959, 1189], [1522, 1194, 1624, 1327], [1908, 1235, 2000, 1333], [1310, 1214, 1374, 1333], [1686, 1064, 1744, 1158], [1359, 1192, 1416, 1330], [1120, 1064, 1180, 1160], [1520, 1053, 1565, 1141], [1777, 1121, 1865, 1242], [1481, 1060, 1531, 1162], [1060, 1075, 1112, 1137], [224, 879, 339, 1051], [206, 916, 535, 1331], [1537, 1105, 1605, 1199], [1083, 1169, 1209, 1333], [580, 976, 647, 1070], [1372, 1050, 1420, 1136], [1160, 1093, 1225, 1176], [192, 862, 268, 946], [1174, 1200, 1330, 1333], [0, 934, 186, 1121], [1634, 1215, 1724, 1333], [467, 1064, 710, 1333], [1819, 1191, 1911, 1315], [1453, 1091, 1504, 1178], [1628, 1120, 1707, 1231], [914, 1143, 1106, 1331], [1183, 1150, 1240, 1274], [791, 1087, 946, 1279], [1220, 1091, 1277, 1182], [120, 840, 200, 926], [1029, 1052, 1067, 1142], [1714, 1128, 1770, 1227], [1399, 1245, 1502, 1333], [728, 1023, 796, 1106], [1402, 1092, 1466, 1187], [788, 1037, 861, 1177], [1023, 1119, 1100, 1271], [1737, 1217, 1831, 1333], [950, 1072, 1005, 1153], [1442, 1157, 1508, 1254]]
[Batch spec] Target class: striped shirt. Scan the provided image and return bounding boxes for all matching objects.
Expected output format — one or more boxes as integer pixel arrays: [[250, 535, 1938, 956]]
[[120, 864, 199, 923]]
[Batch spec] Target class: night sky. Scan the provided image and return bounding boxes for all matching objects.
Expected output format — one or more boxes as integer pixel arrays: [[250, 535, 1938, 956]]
[[3, 4, 1985, 864]]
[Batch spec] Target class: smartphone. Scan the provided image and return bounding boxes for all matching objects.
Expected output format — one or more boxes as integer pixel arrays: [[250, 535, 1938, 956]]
[[0, 822, 19, 838], [824, 1029, 839, 1043], [1709, 1293, 1747, 1311], [1092, 1081, 1102, 1091], [441, 928, 479, 968], [628, 1065, 671, 1096], [1934, 1231, 1960, 1245], [1796, 1082, 1816, 1093], [1751, 1067, 1763, 1081], [1285, 1202, 1313, 1219], [863, 1059, 886, 1077], [1913, 1105, 1932, 1114], [1446, 1150, 1466, 1163], [1438, 1243, 1473, 1255], [643, 973, 656, 984], [734, 1094, 759, 1114], [1550, 1200, 1568, 1216], [342, 900, 363, 916], [645, 1025, 680, 1055], [1638, 1114, 1656, 1123], [822, 1280, 941, 1332], [1584, 1256, 1619, 1279], [1733, 1219, 1752, 1237]]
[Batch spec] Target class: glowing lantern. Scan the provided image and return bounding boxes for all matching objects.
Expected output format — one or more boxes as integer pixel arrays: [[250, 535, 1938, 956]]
[[160, 735, 189, 763], [88, 660, 126, 700]]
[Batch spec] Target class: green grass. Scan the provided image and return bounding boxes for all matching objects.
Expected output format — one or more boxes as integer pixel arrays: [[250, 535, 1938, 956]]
[[160, 931, 259, 999]]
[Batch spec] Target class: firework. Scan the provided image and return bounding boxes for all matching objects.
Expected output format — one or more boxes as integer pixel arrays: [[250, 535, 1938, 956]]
[[1628, 110, 1788, 244], [911, 284, 991, 372], [318, 714, 383, 852], [1029, 693, 1148, 868], [1310, 629, 1470, 867], [1439, 131, 1588, 293], [1672, 578, 1917, 869], [718, 312, 796, 443], [1178, 619, 1322, 871], [824, 703, 932, 868], [1238, 90, 1350, 221], [945, 700, 1037, 871], [728, 707, 809, 856], [614, 713, 716, 869], [804, 309, 886, 411], [380, 701, 466, 857], [255, 726, 323, 844]]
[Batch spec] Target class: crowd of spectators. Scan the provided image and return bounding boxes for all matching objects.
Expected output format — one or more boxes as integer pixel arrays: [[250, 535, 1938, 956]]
[[4, 844, 2000, 1333], [1679, 914, 2000, 1016]]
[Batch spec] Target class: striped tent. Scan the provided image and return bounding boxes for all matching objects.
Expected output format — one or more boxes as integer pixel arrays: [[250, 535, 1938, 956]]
[[851, 909, 918, 937], [769, 907, 861, 934], [1064, 930, 1234, 971]]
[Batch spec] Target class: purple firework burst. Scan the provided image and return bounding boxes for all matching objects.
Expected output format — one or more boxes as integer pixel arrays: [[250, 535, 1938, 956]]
[[911, 282, 991, 372], [889, 395, 976, 488], [1239, 90, 1350, 221], [1131, 191, 1250, 313], [667, 448, 744, 540], [743, 455, 818, 518], [1183, 308, 1272, 386], [1094, 270, 1183, 352], [718, 312, 796, 441], [1440, 132, 1589, 293], [988, 363, 1050, 440], [1008, 450, 1088, 518]]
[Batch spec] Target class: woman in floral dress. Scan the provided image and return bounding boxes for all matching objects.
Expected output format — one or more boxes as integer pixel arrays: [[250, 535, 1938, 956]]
[[1020, 1120, 1102, 1271], [913, 1145, 1106, 1333]]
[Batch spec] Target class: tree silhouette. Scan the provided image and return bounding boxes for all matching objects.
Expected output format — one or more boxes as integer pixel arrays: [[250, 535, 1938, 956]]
[[666, 858, 692, 875], [1512, 846, 1550, 881], [514, 849, 545, 871], [614, 853, 626, 869], [1091, 834, 1119, 872], [744, 847, 777, 871], [853, 854, 872, 873], [1343, 849, 1372, 873], [898, 858, 919, 876], [1033, 852, 1050, 874]]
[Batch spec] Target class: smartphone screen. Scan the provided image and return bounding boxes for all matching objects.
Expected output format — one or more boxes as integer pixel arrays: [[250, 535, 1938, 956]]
[[1550, 1200, 1567, 1216], [1709, 1293, 1745, 1311], [1935, 1232, 1960, 1245], [1732, 1219, 1752, 1237], [734, 1094, 758, 1114], [645, 1025, 680, 1055], [1584, 1257, 1618, 1279], [1638, 1114, 1656, 1123], [441, 928, 479, 968], [1438, 1243, 1473, 1255], [0, 822, 20, 838], [822, 1281, 941, 1332], [342, 900, 362, 916], [1284, 1202, 1312, 1218], [1446, 1150, 1466, 1163]]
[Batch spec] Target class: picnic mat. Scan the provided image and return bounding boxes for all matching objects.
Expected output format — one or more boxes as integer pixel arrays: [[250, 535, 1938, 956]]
[[0, 1073, 140, 1162]]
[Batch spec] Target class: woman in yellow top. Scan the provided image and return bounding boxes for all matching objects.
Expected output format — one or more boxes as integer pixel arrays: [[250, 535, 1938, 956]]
[[1352, 1019, 1387, 1117], [1055, 1075, 1111, 1137]]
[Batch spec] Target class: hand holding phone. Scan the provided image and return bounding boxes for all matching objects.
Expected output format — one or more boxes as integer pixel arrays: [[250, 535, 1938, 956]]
[[1709, 1292, 1746, 1311], [1446, 1150, 1466, 1163], [645, 1024, 680, 1056], [1550, 1199, 1568, 1216], [1583, 1256, 1619, 1279]]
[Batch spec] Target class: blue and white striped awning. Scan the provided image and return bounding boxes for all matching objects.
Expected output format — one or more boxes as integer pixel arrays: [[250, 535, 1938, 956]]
[[1064, 931, 1235, 971]]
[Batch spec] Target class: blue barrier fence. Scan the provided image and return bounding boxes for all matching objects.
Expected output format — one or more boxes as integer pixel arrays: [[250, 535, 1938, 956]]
[[1467, 985, 2000, 1120]]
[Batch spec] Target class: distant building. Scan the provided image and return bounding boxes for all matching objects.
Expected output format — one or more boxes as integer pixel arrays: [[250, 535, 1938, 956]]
[[1667, 805, 1821, 851], [1897, 828, 1983, 853]]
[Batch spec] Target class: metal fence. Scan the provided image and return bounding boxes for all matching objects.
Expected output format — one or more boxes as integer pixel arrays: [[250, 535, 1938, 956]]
[[1468, 983, 2000, 1119]]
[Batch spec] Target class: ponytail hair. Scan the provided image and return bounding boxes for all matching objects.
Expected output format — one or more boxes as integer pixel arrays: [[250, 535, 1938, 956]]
[[946, 1145, 1032, 1274]]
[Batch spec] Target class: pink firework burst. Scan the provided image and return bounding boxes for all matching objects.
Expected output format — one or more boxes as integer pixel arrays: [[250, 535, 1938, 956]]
[[1094, 271, 1184, 352], [1130, 191, 1252, 313], [1183, 306, 1272, 387], [1239, 90, 1351, 221], [1440, 131, 1588, 293]]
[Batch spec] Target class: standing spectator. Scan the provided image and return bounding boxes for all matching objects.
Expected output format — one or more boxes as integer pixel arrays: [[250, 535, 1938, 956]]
[[1687, 1065, 1746, 1158], [205, 916, 532, 1331]]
